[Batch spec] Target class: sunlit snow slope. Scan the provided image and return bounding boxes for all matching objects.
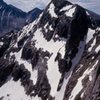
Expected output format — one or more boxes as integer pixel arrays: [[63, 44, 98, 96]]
[[0, 0, 100, 100]]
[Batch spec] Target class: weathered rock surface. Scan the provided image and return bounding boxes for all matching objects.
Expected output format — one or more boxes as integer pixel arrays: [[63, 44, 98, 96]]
[[0, 0, 100, 100]]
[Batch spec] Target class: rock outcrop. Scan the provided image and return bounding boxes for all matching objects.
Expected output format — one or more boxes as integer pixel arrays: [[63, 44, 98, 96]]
[[0, 0, 100, 100]]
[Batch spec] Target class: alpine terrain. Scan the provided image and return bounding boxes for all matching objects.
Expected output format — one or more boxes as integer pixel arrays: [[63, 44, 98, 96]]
[[0, 0, 100, 100], [0, 0, 42, 36]]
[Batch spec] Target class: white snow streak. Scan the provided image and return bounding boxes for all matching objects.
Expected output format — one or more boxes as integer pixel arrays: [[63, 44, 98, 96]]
[[86, 28, 95, 43], [48, 3, 58, 18], [88, 37, 96, 52], [65, 7, 76, 17], [69, 60, 98, 100], [49, 25, 53, 31], [95, 45, 100, 53], [18, 21, 36, 42], [55, 72, 72, 100], [55, 37, 86, 100], [86, 11, 90, 16], [72, 37, 86, 68], [1, 9, 6, 27], [44, 23, 48, 32], [0, 41, 4, 46], [0, 6, 2, 9], [7, 10, 12, 26], [60, 5, 73, 12]]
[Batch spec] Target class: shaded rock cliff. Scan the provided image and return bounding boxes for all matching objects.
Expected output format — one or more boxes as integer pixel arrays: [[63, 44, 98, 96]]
[[0, 0, 100, 100]]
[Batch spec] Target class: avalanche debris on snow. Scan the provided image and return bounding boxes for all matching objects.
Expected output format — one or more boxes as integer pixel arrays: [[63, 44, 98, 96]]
[[86, 28, 95, 43], [88, 38, 96, 52], [60, 5, 73, 12], [0, 41, 4, 47], [95, 45, 100, 53]]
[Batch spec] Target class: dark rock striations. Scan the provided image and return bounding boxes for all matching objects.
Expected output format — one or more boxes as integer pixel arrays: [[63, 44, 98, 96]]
[[0, 0, 42, 36], [0, 0, 100, 100]]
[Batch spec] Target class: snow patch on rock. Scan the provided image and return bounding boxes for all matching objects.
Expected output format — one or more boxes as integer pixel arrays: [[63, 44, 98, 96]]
[[48, 3, 58, 18], [0, 79, 41, 100], [69, 60, 98, 100], [95, 45, 100, 53]]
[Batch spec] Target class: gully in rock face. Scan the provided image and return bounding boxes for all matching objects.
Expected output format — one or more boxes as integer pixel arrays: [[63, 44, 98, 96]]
[[0, 0, 100, 100]]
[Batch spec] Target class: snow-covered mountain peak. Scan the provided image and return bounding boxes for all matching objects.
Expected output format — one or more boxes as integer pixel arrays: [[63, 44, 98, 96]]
[[0, 0, 100, 100]]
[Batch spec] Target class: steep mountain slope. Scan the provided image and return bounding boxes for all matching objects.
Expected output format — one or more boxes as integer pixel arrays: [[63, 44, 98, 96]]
[[27, 8, 42, 24], [87, 10, 100, 26], [0, 0, 100, 100], [0, 0, 42, 36]]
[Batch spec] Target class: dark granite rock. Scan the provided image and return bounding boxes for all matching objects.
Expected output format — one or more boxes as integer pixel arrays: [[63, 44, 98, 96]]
[[0, 0, 100, 100]]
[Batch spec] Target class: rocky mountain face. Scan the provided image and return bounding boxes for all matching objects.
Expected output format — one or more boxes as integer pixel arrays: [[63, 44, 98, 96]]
[[0, 0, 42, 36], [0, 0, 100, 100], [27, 8, 42, 24]]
